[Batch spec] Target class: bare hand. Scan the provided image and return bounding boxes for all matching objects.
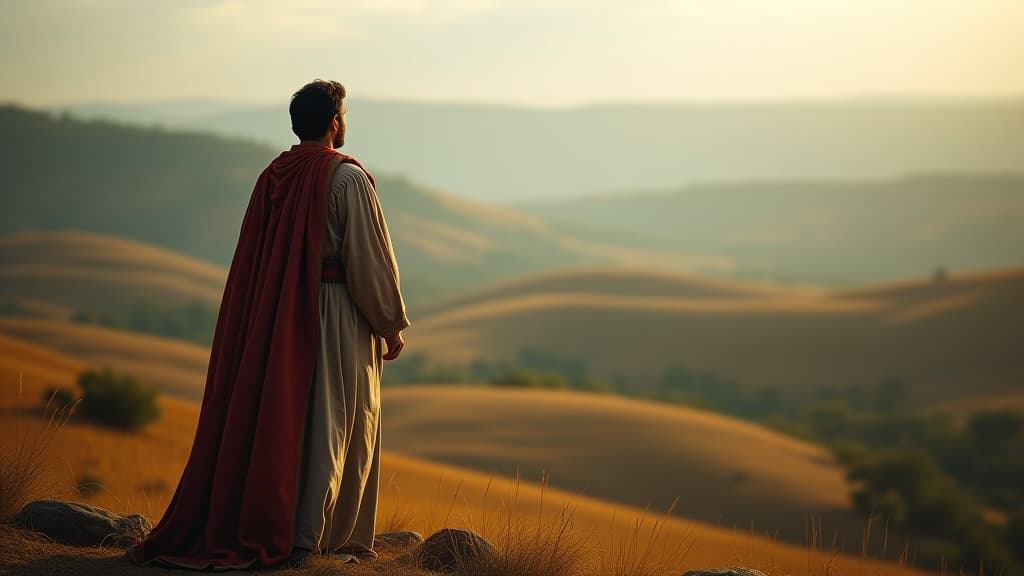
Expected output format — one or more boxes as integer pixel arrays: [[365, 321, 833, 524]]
[[383, 331, 404, 361]]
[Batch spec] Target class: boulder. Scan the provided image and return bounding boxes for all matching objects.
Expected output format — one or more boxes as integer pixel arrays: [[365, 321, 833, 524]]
[[682, 568, 769, 576], [417, 528, 499, 573], [13, 500, 151, 547], [375, 530, 424, 548]]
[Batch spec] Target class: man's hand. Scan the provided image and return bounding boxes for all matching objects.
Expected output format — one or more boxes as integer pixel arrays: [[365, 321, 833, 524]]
[[383, 331, 404, 361]]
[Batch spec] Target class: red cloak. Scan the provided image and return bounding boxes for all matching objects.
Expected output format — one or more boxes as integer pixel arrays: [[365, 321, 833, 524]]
[[130, 143, 374, 569]]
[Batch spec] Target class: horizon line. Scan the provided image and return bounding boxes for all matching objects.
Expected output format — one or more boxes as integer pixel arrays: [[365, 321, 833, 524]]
[[19, 90, 1024, 112]]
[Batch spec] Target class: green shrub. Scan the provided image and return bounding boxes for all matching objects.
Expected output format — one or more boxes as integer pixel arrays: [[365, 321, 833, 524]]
[[77, 368, 160, 431]]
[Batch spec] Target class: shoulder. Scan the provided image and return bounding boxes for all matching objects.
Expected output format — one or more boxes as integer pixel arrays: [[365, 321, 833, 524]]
[[331, 161, 374, 199], [333, 161, 371, 188], [331, 161, 378, 210]]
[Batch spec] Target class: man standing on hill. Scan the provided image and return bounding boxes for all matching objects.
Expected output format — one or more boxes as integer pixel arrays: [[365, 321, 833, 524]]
[[128, 80, 410, 569]]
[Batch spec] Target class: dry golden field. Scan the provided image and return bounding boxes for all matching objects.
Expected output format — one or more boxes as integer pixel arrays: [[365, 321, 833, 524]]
[[381, 386, 865, 548], [0, 329, 867, 548], [0, 367, 929, 576]]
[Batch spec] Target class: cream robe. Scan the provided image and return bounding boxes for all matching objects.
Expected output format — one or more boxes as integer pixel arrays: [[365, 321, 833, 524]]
[[293, 161, 410, 557]]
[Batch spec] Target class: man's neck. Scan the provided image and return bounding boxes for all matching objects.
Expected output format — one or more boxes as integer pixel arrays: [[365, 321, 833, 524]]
[[299, 132, 335, 148]]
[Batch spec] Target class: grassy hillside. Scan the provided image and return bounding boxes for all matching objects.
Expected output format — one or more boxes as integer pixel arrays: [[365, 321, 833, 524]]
[[64, 97, 1024, 204], [0, 318, 208, 401], [405, 267, 1024, 405], [517, 174, 1024, 286], [381, 386, 865, 548], [3, 245, 1019, 409], [0, 373, 928, 576], [0, 231, 226, 321], [0, 327, 895, 552], [0, 334, 85, 395]]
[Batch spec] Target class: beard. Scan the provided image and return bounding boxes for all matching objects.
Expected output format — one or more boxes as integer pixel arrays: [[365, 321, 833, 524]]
[[332, 128, 345, 149]]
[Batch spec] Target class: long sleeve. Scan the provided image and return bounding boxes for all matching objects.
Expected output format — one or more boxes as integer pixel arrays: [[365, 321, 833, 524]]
[[335, 163, 411, 338]]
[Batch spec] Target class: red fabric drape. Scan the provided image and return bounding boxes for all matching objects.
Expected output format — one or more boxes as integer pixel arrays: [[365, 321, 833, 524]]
[[130, 143, 373, 569]]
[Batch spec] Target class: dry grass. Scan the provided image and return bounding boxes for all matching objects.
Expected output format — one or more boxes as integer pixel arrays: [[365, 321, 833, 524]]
[[0, 373, 75, 523], [0, 343, 931, 576], [439, 472, 593, 576], [382, 386, 860, 546]]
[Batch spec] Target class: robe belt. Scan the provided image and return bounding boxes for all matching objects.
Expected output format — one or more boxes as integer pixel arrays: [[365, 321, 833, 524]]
[[321, 257, 346, 284]]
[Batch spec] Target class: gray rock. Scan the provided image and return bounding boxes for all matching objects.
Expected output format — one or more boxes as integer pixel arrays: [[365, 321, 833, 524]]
[[13, 500, 152, 548], [375, 530, 424, 548], [417, 528, 499, 573], [682, 568, 769, 576]]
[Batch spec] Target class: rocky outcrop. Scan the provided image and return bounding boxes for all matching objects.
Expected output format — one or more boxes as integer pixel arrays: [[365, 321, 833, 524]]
[[13, 500, 151, 547], [417, 528, 499, 573], [375, 530, 425, 548], [682, 568, 768, 576]]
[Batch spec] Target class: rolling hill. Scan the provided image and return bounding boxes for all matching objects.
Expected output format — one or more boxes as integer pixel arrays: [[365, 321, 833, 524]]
[[0, 323, 891, 548], [406, 267, 1024, 405], [0, 368, 926, 575], [517, 173, 1024, 285], [0, 231, 226, 320], [63, 97, 1024, 204], [0, 107, 696, 306], [0, 318, 209, 401], [380, 386, 865, 547], [3, 231, 1018, 410], [0, 333, 85, 396], [4, 105, 1023, 298]]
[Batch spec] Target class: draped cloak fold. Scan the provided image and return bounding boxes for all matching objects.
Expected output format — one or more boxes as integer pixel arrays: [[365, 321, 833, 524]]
[[130, 143, 375, 570]]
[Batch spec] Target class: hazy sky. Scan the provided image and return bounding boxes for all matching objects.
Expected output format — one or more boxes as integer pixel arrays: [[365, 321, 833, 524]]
[[2, 0, 1022, 107]]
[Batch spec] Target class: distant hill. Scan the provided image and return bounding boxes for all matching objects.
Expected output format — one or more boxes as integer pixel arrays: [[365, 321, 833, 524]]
[[62, 97, 1024, 203], [0, 107, 688, 306], [517, 173, 1024, 285], [407, 267, 1024, 405], [0, 231, 226, 321], [0, 105, 275, 266]]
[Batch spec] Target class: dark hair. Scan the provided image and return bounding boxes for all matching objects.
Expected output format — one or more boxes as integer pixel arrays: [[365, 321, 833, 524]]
[[289, 80, 346, 140]]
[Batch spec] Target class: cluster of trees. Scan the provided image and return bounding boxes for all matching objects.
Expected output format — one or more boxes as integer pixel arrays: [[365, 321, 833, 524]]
[[43, 368, 161, 432], [72, 299, 218, 346], [382, 349, 616, 393], [651, 364, 786, 419], [788, 383, 1024, 573], [633, 369, 1024, 572]]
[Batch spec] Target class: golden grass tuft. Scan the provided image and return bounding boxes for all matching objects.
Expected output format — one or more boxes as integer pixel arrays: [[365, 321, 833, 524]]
[[0, 372, 75, 523], [446, 471, 593, 576], [600, 497, 692, 576]]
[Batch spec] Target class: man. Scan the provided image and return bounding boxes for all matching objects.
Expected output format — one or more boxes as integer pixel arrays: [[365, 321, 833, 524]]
[[128, 80, 409, 570]]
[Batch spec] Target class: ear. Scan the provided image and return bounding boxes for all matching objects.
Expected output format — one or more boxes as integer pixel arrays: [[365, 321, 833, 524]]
[[330, 114, 340, 133]]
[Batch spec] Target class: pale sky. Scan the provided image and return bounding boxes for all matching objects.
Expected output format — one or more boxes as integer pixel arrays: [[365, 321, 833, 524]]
[[2, 0, 1022, 107]]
